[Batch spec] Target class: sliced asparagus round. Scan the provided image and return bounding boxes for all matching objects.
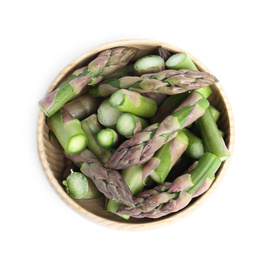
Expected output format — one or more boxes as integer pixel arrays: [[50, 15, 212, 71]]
[[116, 113, 149, 138], [166, 52, 198, 71], [134, 55, 165, 75], [97, 128, 119, 148]]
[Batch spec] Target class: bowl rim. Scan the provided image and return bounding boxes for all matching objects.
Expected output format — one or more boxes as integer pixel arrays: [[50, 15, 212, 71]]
[[37, 38, 235, 231]]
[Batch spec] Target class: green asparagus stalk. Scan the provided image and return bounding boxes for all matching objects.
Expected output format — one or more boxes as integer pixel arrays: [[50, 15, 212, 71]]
[[39, 47, 137, 117], [209, 105, 220, 122], [107, 165, 146, 219], [49, 130, 63, 152], [91, 69, 216, 97], [195, 107, 230, 161], [62, 170, 101, 199], [66, 149, 134, 206], [97, 128, 119, 148], [157, 46, 172, 61], [63, 95, 102, 120], [105, 91, 209, 169], [142, 131, 189, 184], [97, 99, 123, 127], [117, 153, 221, 218], [81, 114, 112, 163], [116, 113, 149, 138], [181, 129, 204, 159], [47, 108, 88, 154], [109, 89, 158, 118], [150, 92, 190, 123], [166, 52, 213, 98], [134, 55, 165, 75]]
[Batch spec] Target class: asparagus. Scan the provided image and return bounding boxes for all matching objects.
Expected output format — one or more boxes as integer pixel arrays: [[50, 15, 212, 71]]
[[195, 107, 230, 161], [63, 95, 102, 120], [117, 153, 221, 218], [142, 130, 189, 184], [104, 63, 135, 80], [97, 128, 119, 148], [181, 129, 204, 159], [116, 113, 149, 138], [91, 69, 216, 97], [134, 55, 165, 75], [107, 165, 146, 219], [209, 105, 220, 122], [109, 89, 158, 118], [47, 108, 88, 154], [66, 149, 134, 206], [97, 99, 123, 127], [105, 91, 209, 169], [157, 46, 172, 61], [62, 170, 101, 199], [39, 47, 137, 117], [81, 114, 112, 163]]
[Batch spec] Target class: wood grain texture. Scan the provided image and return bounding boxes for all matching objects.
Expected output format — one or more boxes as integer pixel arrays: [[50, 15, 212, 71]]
[[37, 39, 235, 231]]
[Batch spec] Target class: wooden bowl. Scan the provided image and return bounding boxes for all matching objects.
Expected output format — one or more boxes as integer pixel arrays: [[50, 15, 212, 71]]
[[37, 39, 235, 230]]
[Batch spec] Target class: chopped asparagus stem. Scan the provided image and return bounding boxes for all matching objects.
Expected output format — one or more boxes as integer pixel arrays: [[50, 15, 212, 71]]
[[109, 89, 158, 118], [166, 53, 198, 71], [116, 113, 149, 138], [97, 128, 119, 148], [97, 99, 123, 127], [209, 105, 221, 122], [134, 55, 165, 75], [62, 170, 101, 199]]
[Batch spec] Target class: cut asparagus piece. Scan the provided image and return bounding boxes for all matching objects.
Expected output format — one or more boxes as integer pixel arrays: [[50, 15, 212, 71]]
[[109, 89, 158, 118], [66, 149, 134, 206], [116, 113, 149, 138], [63, 95, 102, 120], [142, 130, 189, 184], [62, 170, 101, 199], [117, 153, 221, 218], [196, 107, 230, 161], [104, 63, 135, 80], [47, 108, 88, 154], [81, 114, 112, 163], [157, 46, 172, 61], [105, 91, 209, 169], [97, 128, 119, 148], [97, 99, 123, 127], [166, 52, 198, 71], [134, 55, 165, 75], [107, 165, 146, 219], [181, 129, 204, 159], [39, 47, 137, 117]]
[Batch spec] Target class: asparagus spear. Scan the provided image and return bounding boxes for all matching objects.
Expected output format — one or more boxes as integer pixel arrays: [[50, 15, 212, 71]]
[[91, 69, 216, 96], [117, 153, 221, 218], [142, 130, 189, 184], [134, 55, 165, 75], [104, 63, 135, 80], [105, 91, 209, 169], [195, 107, 230, 161], [109, 89, 158, 118], [47, 108, 88, 154], [66, 149, 134, 206], [116, 113, 149, 138], [97, 99, 123, 127], [62, 170, 101, 199], [166, 52, 213, 98], [181, 128, 204, 159], [209, 105, 220, 122], [63, 95, 102, 120], [97, 128, 119, 148], [81, 114, 112, 163], [107, 165, 146, 219], [39, 47, 137, 117]]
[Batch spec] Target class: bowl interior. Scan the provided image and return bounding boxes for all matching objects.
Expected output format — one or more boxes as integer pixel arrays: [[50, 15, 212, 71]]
[[37, 39, 234, 230]]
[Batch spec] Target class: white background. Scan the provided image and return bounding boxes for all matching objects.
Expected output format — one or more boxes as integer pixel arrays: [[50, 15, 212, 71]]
[[1, 0, 274, 259]]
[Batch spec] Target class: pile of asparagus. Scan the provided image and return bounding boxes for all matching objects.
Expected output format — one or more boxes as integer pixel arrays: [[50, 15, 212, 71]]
[[39, 46, 230, 219]]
